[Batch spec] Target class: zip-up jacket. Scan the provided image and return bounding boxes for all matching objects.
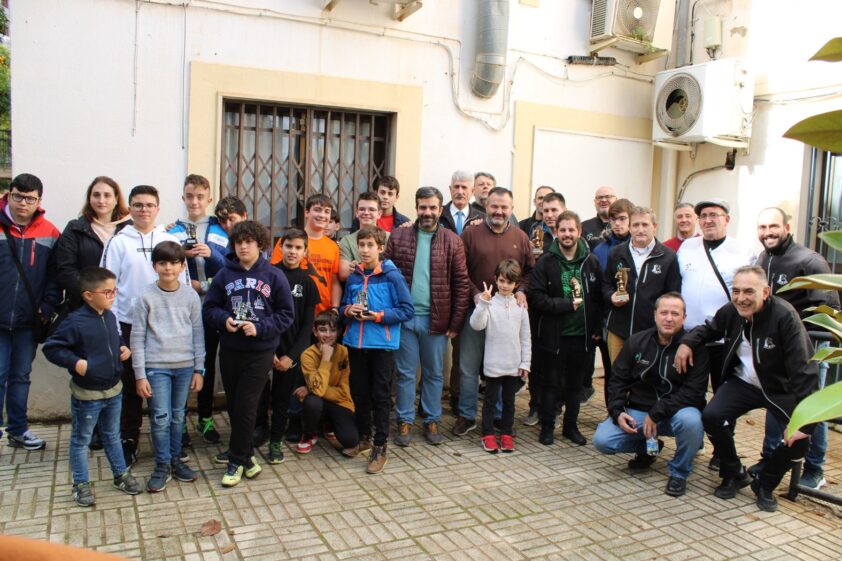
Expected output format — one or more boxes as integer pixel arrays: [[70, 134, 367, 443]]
[[55, 217, 130, 310], [757, 235, 840, 317], [603, 239, 681, 339], [581, 215, 608, 250], [681, 296, 819, 424], [592, 231, 630, 271], [275, 263, 319, 365], [350, 209, 411, 233], [607, 327, 709, 424], [203, 254, 295, 353], [527, 238, 602, 354], [0, 197, 62, 329], [340, 259, 414, 350], [168, 217, 229, 285], [384, 223, 471, 335], [42, 305, 123, 391]]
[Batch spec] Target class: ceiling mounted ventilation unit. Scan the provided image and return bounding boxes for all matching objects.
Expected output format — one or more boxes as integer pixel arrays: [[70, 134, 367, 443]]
[[652, 58, 754, 150], [590, 0, 661, 48]]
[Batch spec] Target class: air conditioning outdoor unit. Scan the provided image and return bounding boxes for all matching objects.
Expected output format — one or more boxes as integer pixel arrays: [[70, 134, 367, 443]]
[[590, 0, 661, 47], [652, 58, 754, 150]]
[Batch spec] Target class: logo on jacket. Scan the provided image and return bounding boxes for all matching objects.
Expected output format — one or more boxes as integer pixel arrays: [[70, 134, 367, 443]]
[[775, 273, 788, 286], [589, 273, 596, 283], [291, 284, 304, 298], [763, 337, 776, 350], [651, 264, 662, 274], [634, 352, 650, 366]]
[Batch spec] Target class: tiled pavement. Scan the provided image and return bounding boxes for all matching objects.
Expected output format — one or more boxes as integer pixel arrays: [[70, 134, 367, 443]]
[[2, 384, 841, 561]]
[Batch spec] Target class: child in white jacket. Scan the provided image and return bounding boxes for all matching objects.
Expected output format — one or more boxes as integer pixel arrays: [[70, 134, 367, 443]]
[[469, 259, 531, 453]]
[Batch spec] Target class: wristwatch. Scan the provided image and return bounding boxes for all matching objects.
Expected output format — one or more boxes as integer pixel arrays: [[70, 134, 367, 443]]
[[194, 369, 206, 377]]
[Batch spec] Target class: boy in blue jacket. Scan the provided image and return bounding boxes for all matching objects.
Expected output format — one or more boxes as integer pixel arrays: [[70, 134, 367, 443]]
[[203, 221, 294, 487], [43, 267, 142, 507], [341, 226, 413, 474]]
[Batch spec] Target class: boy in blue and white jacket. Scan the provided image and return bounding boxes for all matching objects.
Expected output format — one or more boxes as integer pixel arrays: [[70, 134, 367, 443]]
[[340, 226, 413, 475]]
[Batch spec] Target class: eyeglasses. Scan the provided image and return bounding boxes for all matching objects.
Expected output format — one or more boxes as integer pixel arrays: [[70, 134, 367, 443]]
[[10, 193, 40, 205], [595, 195, 616, 201], [86, 288, 118, 298], [131, 203, 158, 210], [699, 212, 726, 221]]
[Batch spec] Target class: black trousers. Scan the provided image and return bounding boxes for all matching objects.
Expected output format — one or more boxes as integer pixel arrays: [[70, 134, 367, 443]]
[[347, 348, 393, 446], [255, 365, 301, 441], [583, 337, 611, 395], [540, 338, 589, 430], [702, 378, 810, 490], [482, 376, 520, 436], [119, 322, 143, 443], [302, 394, 359, 449], [220, 347, 274, 466], [196, 324, 220, 419]]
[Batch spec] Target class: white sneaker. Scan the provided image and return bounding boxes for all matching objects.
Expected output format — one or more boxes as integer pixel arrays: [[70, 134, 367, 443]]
[[8, 430, 46, 450]]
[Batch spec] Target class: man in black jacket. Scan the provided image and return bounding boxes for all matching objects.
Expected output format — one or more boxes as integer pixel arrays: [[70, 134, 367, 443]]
[[753, 207, 839, 489], [676, 266, 818, 512], [594, 292, 708, 497], [528, 211, 602, 446]]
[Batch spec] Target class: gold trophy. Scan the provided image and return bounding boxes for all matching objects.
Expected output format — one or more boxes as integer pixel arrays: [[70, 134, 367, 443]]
[[614, 267, 630, 303], [232, 301, 249, 326], [570, 277, 582, 299], [531, 224, 545, 255]]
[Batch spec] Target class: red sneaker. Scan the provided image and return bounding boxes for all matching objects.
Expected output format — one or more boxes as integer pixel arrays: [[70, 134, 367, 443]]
[[481, 435, 499, 454], [500, 434, 515, 453], [296, 434, 317, 454]]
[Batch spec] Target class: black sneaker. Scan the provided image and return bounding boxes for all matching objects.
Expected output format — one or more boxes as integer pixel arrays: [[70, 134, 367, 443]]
[[713, 469, 751, 499], [452, 417, 476, 437], [285, 417, 302, 443], [146, 464, 172, 493], [539, 427, 554, 446], [665, 476, 687, 497], [213, 450, 230, 464], [561, 426, 586, 446], [72, 482, 96, 507], [121, 439, 138, 467], [171, 459, 198, 482], [747, 457, 768, 478], [198, 416, 221, 444], [268, 441, 285, 464], [113, 472, 142, 495], [708, 455, 720, 471], [253, 425, 270, 448], [751, 479, 778, 512], [628, 440, 664, 470]]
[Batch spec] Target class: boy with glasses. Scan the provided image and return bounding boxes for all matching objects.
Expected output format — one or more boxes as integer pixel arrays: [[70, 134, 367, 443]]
[[0, 173, 62, 450]]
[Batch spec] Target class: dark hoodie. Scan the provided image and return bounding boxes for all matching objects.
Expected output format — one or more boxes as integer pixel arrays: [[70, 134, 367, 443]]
[[203, 254, 295, 353]]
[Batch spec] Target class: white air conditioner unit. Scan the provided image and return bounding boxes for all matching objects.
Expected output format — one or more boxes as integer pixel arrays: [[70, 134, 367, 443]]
[[652, 58, 754, 150], [591, 0, 661, 47]]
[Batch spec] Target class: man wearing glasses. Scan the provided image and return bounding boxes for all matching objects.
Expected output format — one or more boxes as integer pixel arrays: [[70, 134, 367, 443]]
[[100, 185, 189, 465], [0, 174, 62, 450], [582, 186, 617, 249], [677, 198, 753, 469]]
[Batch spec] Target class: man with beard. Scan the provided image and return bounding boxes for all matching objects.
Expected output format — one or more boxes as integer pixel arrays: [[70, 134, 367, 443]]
[[751, 207, 839, 490], [582, 186, 617, 249], [519, 186, 556, 249], [664, 202, 699, 252], [470, 172, 518, 226], [453, 187, 533, 436], [385, 187, 470, 446]]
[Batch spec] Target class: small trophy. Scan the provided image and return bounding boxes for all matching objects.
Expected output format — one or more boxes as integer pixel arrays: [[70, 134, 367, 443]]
[[183, 223, 198, 250], [614, 267, 630, 303], [355, 290, 369, 315], [232, 301, 249, 326], [531, 225, 545, 256], [570, 277, 582, 299]]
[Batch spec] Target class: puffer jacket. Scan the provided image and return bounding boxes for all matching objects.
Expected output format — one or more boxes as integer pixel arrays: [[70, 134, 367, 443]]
[[384, 223, 470, 334]]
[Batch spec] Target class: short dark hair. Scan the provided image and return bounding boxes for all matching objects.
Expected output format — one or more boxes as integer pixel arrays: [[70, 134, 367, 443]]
[[81, 176, 129, 222], [230, 220, 271, 251], [495, 259, 522, 283], [475, 171, 495, 184], [313, 311, 339, 330], [129, 185, 160, 205], [281, 228, 308, 248], [356, 226, 387, 247], [415, 186, 443, 206], [79, 266, 116, 293], [543, 192, 566, 206], [305, 193, 334, 212], [184, 174, 211, 191], [374, 175, 400, 195], [487, 186, 512, 200], [556, 210, 582, 232], [151, 241, 186, 264], [356, 192, 380, 208], [329, 207, 339, 222], [11, 173, 44, 197], [655, 291, 685, 312], [535, 186, 555, 197], [215, 195, 248, 220], [609, 198, 634, 219]]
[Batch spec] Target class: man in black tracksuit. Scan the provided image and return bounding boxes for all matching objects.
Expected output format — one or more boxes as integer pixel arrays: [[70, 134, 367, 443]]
[[676, 266, 818, 512], [528, 211, 602, 447]]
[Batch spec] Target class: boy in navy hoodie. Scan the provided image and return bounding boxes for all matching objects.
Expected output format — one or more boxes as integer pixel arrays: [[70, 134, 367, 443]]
[[341, 226, 414, 474], [43, 267, 142, 507], [203, 221, 294, 487]]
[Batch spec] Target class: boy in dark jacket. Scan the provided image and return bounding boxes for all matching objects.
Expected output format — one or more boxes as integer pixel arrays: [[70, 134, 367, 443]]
[[341, 226, 414, 474], [203, 221, 295, 487], [43, 267, 142, 507]]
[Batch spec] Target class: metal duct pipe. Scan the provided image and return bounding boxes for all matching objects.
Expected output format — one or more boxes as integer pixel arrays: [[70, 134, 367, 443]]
[[471, 0, 509, 98], [675, 0, 690, 67]]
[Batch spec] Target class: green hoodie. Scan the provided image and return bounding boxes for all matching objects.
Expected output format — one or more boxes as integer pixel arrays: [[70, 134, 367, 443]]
[[548, 238, 588, 336]]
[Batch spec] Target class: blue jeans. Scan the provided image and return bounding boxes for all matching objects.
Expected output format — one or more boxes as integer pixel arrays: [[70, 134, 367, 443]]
[[761, 353, 828, 472], [457, 308, 502, 420], [593, 407, 704, 480], [70, 394, 126, 484], [394, 315, 447, 424], [0, 329, 37, 436], [146, 367, 193, 465]]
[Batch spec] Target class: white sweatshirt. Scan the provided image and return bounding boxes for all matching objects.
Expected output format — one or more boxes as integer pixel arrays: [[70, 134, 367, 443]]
[[469, 293, 531, 377], [100, 224, 190, 324]]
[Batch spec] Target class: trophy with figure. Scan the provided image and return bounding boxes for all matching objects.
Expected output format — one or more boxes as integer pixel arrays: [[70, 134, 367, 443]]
[[614, 267, 630, 303], [355, 290, 369, 316], [570, 276, 582, 300], [232, 301, 249, 326], [531, 225, 545, 256], [183, 223, 198, 251]]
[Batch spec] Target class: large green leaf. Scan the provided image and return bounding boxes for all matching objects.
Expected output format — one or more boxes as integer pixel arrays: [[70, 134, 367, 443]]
[[783, 110, 842, 153], [818, 230, 842, 252], [786, 381, 842, 438], [803, 313, 842, 340], [777, 274, 842, 292], [804, 305, 842, 321], [811, 346, 842, 363], [810, 38, 842, 62]]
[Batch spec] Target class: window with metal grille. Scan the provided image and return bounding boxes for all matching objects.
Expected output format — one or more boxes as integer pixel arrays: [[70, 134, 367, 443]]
[[220, 101, 392, 239]]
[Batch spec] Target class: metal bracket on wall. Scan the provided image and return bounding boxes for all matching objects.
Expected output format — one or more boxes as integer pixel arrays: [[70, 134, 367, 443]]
[[589, 37, 669, 65]]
